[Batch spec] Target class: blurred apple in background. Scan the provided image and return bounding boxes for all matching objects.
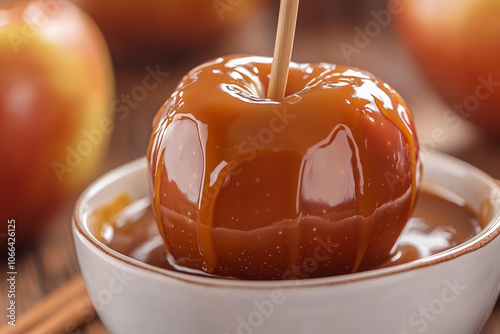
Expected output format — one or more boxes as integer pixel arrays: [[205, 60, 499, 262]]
[[0, 0, 114, 244], [72, 0, 264, 63], [395, 0, 500, 136]]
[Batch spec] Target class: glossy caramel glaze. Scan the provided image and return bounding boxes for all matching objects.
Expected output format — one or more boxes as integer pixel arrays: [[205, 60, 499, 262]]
[[147, 55, 420, 280], [92, 191, 480, 278]]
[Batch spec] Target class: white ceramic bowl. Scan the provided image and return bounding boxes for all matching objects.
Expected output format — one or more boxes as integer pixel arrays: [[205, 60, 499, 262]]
[[73, 152, 500, 334]]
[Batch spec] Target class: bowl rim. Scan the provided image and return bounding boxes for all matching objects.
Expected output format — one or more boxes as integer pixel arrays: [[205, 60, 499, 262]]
[[73, 151, 500, 289]]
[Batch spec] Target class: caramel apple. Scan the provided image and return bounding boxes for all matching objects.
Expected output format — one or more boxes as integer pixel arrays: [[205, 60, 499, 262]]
[[147, 55, 420, 280]]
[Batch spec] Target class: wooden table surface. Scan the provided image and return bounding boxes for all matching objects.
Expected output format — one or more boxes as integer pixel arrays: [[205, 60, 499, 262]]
[[2, 4, 500, 333]]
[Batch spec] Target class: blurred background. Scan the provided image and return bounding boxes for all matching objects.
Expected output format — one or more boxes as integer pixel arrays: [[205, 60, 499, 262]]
[[1, 0, 500, 332]]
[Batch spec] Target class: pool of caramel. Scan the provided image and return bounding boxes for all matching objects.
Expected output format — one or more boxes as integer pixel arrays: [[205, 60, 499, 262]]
[[91, 190, 481, 278]]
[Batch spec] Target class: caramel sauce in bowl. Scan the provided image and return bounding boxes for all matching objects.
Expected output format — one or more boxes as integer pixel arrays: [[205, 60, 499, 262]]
[[73, 151, 500, 334]]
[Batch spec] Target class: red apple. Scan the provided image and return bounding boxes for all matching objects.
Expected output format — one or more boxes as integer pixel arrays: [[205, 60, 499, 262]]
[[72, 0, 263, 61], [395, 0, 500, 136], [148, 55, 420, 280], [0, 0, 114, 244]]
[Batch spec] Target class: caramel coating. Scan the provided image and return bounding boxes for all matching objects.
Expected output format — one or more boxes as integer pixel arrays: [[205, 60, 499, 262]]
[[148, 55, 420, 280]]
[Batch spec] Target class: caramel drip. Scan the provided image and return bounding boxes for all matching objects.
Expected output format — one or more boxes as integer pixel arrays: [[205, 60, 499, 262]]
[[345, 127, 370, 273], [374, 95, 419, 214], [289, 157, 304, 275], [197, 152, 225, 272], [153, 149, 167, 245]]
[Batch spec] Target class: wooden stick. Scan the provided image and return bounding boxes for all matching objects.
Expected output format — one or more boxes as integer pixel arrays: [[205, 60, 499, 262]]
[[0, 274, 94, 334], [267, 0, 300, 100]]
